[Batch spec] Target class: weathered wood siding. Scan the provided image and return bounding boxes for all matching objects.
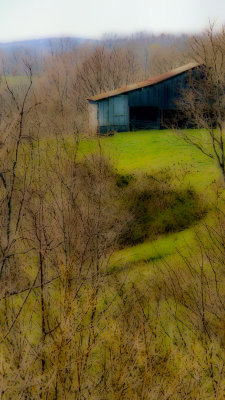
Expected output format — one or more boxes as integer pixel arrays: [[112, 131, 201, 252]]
[[95, 71, 191, 133], [128, 73, 187, 109], [97, 95, 129, 133]]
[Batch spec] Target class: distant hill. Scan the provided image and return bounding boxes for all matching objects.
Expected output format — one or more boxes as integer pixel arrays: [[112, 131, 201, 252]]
[[0, 33, 188, 55], [0, 33, 188, 75], [0, 37, 92, 54], [0, 37, 95, 74], [102, 32, 188, 49]]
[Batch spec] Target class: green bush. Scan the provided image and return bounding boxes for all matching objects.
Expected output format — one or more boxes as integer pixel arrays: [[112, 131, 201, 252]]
[[118, 171, 207, 246]]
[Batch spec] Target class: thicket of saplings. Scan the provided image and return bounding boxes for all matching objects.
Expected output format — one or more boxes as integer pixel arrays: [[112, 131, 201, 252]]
[[0, 36, 225, 398]]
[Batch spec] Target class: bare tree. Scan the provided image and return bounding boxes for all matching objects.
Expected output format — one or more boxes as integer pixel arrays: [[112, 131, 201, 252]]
[[178, 24, 225, 181], [72, 45, 143, 120], [155, 201, 225, 399]]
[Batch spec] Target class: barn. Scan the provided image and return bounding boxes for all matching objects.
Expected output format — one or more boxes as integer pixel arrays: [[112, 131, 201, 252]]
[[88, 62, 200, 133]]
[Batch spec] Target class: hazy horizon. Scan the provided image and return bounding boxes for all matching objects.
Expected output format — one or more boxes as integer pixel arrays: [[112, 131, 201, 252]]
[[0, 0, 224, 43], [0, 31, 192, 45]]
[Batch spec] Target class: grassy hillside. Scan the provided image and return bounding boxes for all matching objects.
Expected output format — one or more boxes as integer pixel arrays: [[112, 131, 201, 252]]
[[78, 130, 220, 191], [76, 130, 225, 398], [2, 128, 225, 398], [76, 129, 222, 273]]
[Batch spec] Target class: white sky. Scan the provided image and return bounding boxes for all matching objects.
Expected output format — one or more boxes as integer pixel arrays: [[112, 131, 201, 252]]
[[0, 0, 224, 42]]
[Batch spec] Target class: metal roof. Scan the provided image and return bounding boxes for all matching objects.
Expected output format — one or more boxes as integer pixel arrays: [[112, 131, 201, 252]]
[[88, 62, 199, 102]]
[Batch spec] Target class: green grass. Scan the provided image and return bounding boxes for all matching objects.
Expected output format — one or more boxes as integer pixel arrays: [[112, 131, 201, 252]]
[[40, 129, 222, 274], [0, 75, 39, 89], [76, 129, 223, 273], [78, 130, 220, 192], [2, 75, 27, 85], [111, 227, 195, 268], [7, 129, 225, 367]]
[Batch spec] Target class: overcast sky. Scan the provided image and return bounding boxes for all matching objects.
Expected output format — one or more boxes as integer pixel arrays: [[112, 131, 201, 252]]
[[0, 0, 224, 42]]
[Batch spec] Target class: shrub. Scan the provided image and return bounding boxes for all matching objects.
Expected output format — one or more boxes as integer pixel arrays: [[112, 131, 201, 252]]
[[118, 171, 207, 246]]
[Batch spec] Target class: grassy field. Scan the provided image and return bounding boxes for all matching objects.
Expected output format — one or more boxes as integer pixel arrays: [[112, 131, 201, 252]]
[[78, 130, 220, 192], [67, 129, 222, 276], [37, 128, 223, 273]]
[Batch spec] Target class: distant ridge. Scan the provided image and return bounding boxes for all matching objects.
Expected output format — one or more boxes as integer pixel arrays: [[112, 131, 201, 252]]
[[0, 37, 93, 53], [0, 33, 188, 75], [0, 33, 187, 54]]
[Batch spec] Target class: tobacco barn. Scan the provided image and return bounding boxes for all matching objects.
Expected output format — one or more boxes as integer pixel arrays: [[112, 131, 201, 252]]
[[88, 63, 199, 133]]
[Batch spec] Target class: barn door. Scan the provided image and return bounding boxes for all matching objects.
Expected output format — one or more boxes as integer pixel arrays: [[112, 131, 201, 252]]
[[112, 95, 129, 126]]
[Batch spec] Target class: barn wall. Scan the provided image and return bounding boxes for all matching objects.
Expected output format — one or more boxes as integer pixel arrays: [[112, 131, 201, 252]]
[[128, 72, 187, 109], [94, 70, 192, 133], [98, 95, 129, 133]]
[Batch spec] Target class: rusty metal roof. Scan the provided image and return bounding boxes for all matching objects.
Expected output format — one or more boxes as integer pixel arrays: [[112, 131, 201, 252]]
[[88, 62, 199, 102]]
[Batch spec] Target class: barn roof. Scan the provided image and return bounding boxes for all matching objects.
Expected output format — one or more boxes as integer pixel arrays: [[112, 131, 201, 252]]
[[88, 62, 199, 102]]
